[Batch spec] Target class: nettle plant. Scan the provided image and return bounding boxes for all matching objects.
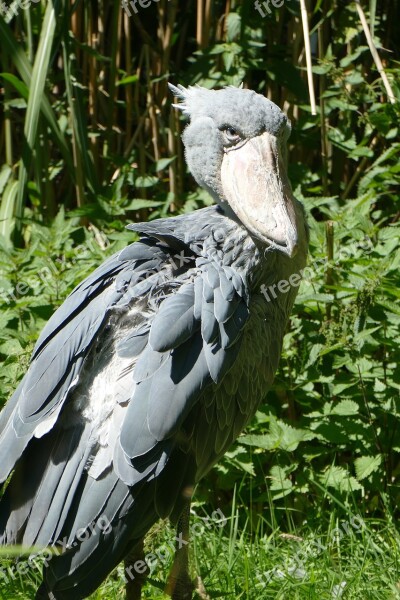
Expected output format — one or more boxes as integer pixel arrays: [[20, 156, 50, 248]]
[[207, 192, 400, 523], [0, 210, 119, 407], [197, 6, 400, 524]]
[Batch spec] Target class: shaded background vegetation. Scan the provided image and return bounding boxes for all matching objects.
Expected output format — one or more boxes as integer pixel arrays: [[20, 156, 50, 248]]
[[1, 1, 400, 595]]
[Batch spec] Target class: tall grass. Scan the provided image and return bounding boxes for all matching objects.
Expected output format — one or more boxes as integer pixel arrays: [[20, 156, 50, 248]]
[[1, 1, 398, 245], [1, 485, 400, 598]]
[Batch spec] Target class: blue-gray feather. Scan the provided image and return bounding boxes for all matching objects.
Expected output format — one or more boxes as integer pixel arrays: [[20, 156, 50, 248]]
[[0, 85, 308, 599]]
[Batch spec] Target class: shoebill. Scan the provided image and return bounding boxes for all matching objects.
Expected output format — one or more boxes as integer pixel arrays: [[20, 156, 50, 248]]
[[0, 84, 308, 599]]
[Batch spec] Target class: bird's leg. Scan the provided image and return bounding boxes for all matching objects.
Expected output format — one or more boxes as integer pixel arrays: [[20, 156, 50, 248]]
[[124, 537, 148, 600], [165, 499, 195, 600]]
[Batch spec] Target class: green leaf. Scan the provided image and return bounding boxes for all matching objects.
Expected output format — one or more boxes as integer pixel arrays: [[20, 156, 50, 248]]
[[320, 466, 363, 493], [354, 455, 382, 481], [117, 74, 139, 86], [155, 157, 176, 172], [0, 179, 18, 246], [0, 72, 29, 98], [225, 12, 241, 42], [124, 199, 164, 211], [241, 416, 315, 452], [268, 465, 293, 498], [305, 343, 324, 368], [240, 434, 275, 451], [135, 175, 159, 188], [0, 15, 73, 181], [0, 164, 12, 196], [374, 378, 386, 392], [331, 400, 359, 416], [15, 0, 61, 236]]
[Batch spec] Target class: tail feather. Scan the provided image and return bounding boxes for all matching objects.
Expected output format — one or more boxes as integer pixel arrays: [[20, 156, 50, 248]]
[[23, 423, 92, 546], [0, 421, 91, 547], [0, 416, 32, 486], [45, 480, 158, 599]]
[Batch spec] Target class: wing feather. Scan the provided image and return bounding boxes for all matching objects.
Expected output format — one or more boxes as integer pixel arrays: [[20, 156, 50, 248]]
[[1, 211, 254, 596]]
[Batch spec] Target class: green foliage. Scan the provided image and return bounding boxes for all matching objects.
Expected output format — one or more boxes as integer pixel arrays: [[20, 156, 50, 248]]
[[1, 500, 400, 598], [0, 209, 119, 405], [208, 192, 400, 525], [1, 0, 400, 596]]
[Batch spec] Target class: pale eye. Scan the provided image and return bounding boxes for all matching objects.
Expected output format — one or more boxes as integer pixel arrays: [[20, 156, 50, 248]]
[[222, 126, 242, 145]]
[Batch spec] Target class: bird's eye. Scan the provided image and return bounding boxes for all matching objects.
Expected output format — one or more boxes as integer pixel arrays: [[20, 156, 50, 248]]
[[222, 126, 242, 145]]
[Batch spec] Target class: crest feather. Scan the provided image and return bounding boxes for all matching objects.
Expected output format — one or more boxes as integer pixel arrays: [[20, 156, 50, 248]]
[[168, 83, 246, 117], [168, 83, 200, 116]]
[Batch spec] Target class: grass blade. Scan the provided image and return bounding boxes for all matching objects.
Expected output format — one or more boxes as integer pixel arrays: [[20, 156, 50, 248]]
[[0, 179, 18, 246], [14, 0, 61, 239], [0, 14, 73, 175]]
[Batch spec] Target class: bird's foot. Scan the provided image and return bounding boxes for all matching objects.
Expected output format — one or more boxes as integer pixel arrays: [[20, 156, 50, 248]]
[[125, 538, 148, 600], [165, 570, 195, 600], [195, 576, 210, 600], [166, 573, 210, 600]]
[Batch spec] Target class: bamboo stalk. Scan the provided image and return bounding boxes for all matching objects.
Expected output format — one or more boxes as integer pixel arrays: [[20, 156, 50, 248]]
[[299, 0, 317, 115], [145, 46, 161, 168], [105, 2, 122, 160], [204, 0, 212, 48], [62, 42, 85, 208], [124, 11, 133, 149], [38, 120, 56, 219], [168, 110, 177, 210], [197, 0, 204, 48], [216, 1, 228, 41], [158, 0, 179, 104], [355, 0, 396, 104], [124, 48, 146, 159], [88, 4, 99, 174], [318, 23, 329, 195]]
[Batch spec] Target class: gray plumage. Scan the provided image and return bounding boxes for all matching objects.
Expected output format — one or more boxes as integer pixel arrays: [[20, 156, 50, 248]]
[[0, 84, 308, 599]]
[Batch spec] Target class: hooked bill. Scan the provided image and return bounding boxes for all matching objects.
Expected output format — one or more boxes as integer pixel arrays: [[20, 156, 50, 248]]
[[220, 131, 299, 257]]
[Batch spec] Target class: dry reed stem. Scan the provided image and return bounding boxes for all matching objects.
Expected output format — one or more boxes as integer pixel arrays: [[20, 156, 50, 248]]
[[355, 0, 396, 104], [300, 0, 317, 115]]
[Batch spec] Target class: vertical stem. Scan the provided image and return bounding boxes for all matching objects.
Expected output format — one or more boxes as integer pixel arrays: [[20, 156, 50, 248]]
[[355, 0, 396, 103], [157, 0, 179, 104], [325, 221, 334, 320], [197, 0, 204, 47], [105, 1, 122, 159], [318, 23, 329, 195], [168, 109, 177, 210], [38, 121, 56, 219], [24, 3, 33, 64], [144, 45, 161, 172], [124, 11, 133, 149], [62, 40, 85, 208], [300, 0, 317, 115], [204, 0, 212, 47], [3, 51, 13, 167], [88, 3, 99, 174]]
